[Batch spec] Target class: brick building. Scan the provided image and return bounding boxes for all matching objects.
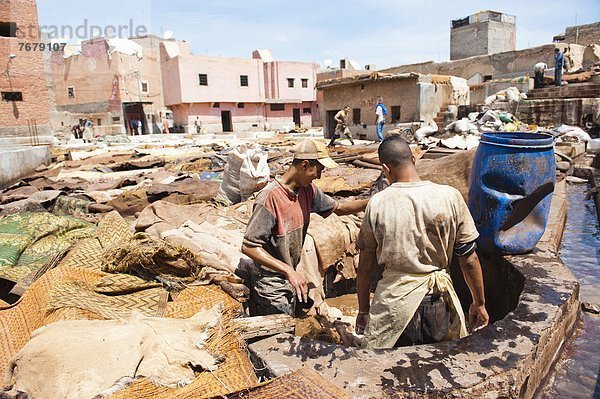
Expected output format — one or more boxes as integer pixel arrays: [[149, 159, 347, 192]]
[[450, 10, 516, 60], [0, 0, 51, 145], [50, 35, 169, 137], [317, 73, 469, 141]]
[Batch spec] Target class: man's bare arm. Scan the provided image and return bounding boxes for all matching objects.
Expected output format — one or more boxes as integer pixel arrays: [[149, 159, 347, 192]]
[[355, 249, 377, 334], [334, 199, 369, 216], [241, 243, 308, 302], [458, 251, 489, 331]]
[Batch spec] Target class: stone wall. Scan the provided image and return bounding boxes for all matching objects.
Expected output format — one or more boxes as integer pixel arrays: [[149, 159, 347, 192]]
[[319, 77, 420, 140], [382, 44, 582, 84], [564, 22, 600, 46], [0, 146, 50, 189], [0, 0, 51, 145]]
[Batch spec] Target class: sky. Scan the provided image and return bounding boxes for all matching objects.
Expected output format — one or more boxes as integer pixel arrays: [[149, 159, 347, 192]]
[[37, 0, 600, 69]]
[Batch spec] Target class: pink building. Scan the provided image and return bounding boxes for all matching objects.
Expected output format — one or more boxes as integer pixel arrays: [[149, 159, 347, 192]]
[[160, 43, 319, 133]]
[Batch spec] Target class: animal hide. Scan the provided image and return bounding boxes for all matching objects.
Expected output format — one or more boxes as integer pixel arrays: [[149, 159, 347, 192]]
[[3, 305, 223, 399]]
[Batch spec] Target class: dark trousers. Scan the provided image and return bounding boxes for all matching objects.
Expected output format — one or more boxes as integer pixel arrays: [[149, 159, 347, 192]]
[[395, 294, 451, 347], [534, 71, 544, 89], [555, 67, 563, 87]]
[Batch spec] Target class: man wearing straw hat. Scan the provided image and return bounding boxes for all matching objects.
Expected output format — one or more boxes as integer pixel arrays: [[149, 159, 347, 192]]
[[242, 139, 368, 316]]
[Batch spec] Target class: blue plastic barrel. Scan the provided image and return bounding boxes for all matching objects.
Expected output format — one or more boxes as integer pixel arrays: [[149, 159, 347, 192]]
[[468, 132, 556, 255]]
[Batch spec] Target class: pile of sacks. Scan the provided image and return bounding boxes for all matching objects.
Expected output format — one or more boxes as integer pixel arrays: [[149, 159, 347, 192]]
[[484, 86, 527, 106], [216, 143, 270, 205]]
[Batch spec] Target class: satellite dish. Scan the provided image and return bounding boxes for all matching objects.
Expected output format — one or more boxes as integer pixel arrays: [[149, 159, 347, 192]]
[[164, 30, 174, 39]]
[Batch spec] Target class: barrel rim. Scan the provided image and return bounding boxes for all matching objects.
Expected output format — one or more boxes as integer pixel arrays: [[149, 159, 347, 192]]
[[479, 132, 554, 148]]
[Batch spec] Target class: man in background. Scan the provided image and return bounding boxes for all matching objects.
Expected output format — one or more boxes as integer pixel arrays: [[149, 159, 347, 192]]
[[375, 97, 388, 142], [328, 106, 354, 147]]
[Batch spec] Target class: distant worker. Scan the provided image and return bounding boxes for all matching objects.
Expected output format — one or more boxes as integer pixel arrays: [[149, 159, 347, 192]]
[[355, 135, 489, 349], [328, 106, 354, 147], [533, 62, 547, 89], [195, 117, 202, 134], [375, 97, 388, 142], [162, 114, 170, 134], [71, 123, 83, 140], [130, 118, 138, 135], [563, 47, 573, 73], [554, 48, 564, 87], [242, 140, 368, 316], [82, 119, 93, 143], [137, 118, 143, 135]]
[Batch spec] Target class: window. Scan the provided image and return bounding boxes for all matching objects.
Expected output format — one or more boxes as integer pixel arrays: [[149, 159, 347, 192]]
[[303, 108, 311, 114], [391, 106, 401, 123], [270, 103, 285, 111], [212, 102, 220, 108], [198, 74, 208, 86], [301, 78, 308, 88], [112, 116, 121, 122], [237, 103, 245, 109], [0, 22, 17, 38], [483, 75, 493, 82], [141, 81, 149, 93], [67, 87, 75, 98], [287, 78, 294, 88], [352, 108, 361, 125], [96, 119, 102, 126], [2, 91, 22, 101], [240, 75, 248, 86]]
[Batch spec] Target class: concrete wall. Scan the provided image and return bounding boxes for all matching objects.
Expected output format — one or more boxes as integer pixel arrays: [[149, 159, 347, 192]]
[[383, 43, 580, 84], [564, 22, 600, 46], [264, 61, 318, 102], [450, 11, 515, 60], [170, 100, 314, 133], [0, 0, 51, 145], [0, 146, 50, 189]]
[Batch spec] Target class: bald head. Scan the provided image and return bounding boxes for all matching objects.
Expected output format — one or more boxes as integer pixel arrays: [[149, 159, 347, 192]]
[[378, 135, 413, 168]]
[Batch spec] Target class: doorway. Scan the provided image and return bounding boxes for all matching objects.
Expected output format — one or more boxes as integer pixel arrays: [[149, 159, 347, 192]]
[[326, 110, 339, 138], [123, 102, 147, 135], [293, 108, 301, 127], [221, 110, 232, 132]]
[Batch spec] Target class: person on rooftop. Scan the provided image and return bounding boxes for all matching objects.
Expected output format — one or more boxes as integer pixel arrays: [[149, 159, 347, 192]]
[[554, 48, 565, 87]]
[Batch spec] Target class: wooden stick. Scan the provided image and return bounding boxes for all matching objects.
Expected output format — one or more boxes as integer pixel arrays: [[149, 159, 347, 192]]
[[232, 314, 296, 340]]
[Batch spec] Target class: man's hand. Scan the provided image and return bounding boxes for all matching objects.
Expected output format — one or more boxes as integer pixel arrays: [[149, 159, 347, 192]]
[[355, 313, 369, 335], [468, 303, 489, 332], [286, 269, 308, 303]]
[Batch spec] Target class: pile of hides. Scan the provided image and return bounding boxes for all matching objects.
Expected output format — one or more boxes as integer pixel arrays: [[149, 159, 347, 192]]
[[372, 149, 476, 202], [0, 212, 95, 282], [313, 165, 381, 195], [2, 305, 225, 399], [102, 232, 203, 286], [307, 213, 360, 281]]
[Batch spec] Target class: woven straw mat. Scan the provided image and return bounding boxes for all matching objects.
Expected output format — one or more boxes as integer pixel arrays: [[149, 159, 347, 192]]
[[0, 211, 258, 397], [223, 367, 352, 399]]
